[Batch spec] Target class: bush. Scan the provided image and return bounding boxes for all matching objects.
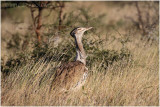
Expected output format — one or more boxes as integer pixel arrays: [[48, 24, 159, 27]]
[[2, 31, 131, 77]]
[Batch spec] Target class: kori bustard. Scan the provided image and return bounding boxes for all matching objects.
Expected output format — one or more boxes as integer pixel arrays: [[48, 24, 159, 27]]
[[52, 27, 92, 91]]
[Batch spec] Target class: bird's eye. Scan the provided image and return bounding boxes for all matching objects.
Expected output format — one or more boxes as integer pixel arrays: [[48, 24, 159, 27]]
[[77, 28, 81, 30]]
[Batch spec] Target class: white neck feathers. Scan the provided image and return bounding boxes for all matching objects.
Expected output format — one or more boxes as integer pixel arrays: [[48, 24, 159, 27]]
[[74, 34, 86, 65]]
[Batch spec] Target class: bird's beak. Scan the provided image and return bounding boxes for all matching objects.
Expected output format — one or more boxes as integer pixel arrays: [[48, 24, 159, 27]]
[[85, 27, 93, 31]]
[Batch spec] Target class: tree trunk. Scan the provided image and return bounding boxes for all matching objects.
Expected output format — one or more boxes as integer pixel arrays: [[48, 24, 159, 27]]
[[58, 2, 64, 31], [36, 8, 43, 44]]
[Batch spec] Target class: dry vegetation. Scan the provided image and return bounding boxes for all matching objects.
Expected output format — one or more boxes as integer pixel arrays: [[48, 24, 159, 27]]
[[1, 1, 159, 106]]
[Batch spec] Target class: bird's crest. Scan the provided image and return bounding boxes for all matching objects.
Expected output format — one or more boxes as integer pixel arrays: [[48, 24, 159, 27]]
[[70, 27, 80, 37]]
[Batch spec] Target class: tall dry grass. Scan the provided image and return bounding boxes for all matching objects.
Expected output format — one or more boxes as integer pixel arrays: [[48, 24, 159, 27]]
[[1, 33, 159, 106]]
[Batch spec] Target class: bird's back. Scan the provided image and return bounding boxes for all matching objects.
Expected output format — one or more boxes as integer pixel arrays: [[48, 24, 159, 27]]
[[53, 61, 88, 90]]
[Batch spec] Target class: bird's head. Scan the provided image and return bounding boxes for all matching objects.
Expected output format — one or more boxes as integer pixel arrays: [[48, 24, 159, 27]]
[[70, 27, 93, 38]]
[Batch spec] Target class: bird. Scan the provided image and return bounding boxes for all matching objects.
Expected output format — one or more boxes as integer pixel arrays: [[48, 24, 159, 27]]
[[51, 27, 93, 91]]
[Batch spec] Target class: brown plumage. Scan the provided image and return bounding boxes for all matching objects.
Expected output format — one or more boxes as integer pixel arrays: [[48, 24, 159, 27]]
[[51, 27, 92, 91], [53, 61, 87, 90]]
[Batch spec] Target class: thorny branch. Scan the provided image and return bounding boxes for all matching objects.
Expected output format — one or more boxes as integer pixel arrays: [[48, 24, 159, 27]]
[[125, 2, 158, 37]]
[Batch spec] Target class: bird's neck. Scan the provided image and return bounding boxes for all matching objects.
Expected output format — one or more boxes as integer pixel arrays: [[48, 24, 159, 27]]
[[74, 35, 86, 65]]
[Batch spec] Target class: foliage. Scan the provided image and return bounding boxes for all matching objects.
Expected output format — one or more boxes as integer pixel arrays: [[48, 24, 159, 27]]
[[2, 32, 131, 76]]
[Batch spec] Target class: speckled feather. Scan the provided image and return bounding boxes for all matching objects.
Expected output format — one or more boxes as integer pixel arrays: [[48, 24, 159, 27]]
[[53, 61, 87, 90]]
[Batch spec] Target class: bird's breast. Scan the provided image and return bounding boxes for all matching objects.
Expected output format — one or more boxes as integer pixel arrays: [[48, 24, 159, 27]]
[[52, 61, 88, 91]]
